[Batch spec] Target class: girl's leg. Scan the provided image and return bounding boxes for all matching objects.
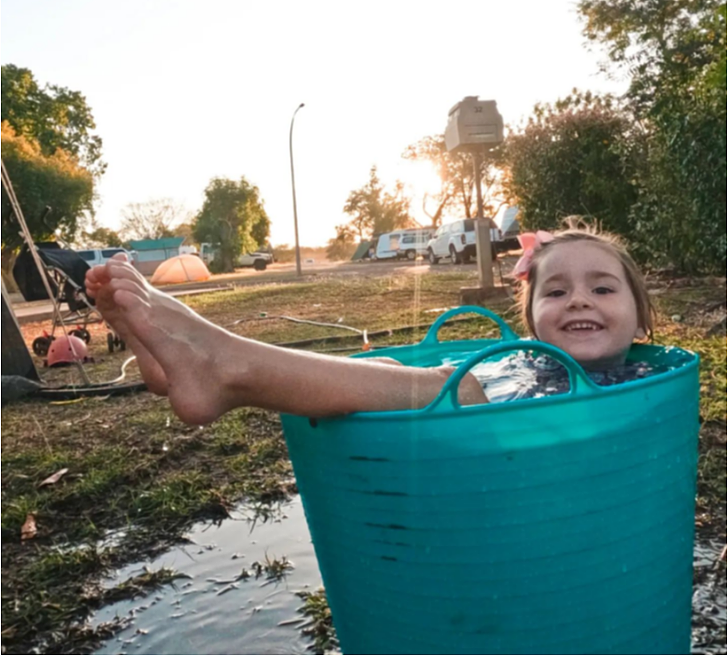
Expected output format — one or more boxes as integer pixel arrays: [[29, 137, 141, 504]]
[[95, 260, 488, 424]]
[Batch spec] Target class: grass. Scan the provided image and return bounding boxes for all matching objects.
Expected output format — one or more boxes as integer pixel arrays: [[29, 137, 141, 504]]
[[295, 588, 338, 654], [2, 267, 725, 653]]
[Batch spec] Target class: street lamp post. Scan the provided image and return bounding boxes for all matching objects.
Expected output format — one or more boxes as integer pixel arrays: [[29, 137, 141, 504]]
[[289, 102, 305, 277]]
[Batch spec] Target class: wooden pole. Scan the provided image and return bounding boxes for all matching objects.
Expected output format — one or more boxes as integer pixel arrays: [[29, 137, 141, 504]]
[[473, 149, 494, 287]]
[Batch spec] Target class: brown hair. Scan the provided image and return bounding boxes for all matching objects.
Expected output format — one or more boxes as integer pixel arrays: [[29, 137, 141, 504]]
[[518, 218, 654, 340]]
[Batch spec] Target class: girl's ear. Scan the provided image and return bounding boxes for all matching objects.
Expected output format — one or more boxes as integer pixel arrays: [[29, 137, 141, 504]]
[[635, 327, 646, 340]]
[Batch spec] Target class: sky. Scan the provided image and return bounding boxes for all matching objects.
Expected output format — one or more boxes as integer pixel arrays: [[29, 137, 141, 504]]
[[1, 0, 626, 247]]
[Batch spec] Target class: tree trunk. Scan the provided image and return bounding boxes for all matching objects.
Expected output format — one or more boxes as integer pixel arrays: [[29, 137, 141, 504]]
[[220, 251, 235, 273], [1, 247, 19, 293]]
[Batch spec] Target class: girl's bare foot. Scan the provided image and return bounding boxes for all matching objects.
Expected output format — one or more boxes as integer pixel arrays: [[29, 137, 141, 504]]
[[86, 257, 168, 395], [99, 259, 246, 425]]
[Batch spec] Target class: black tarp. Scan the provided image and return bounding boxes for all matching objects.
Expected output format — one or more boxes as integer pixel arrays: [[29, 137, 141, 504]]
[[1, 281, 39, 381], [13, 242, 91, 302]]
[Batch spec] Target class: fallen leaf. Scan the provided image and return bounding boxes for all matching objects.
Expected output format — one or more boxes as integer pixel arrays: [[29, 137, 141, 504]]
[[39, 468, 69, 487], [21, 514, 37, 541]]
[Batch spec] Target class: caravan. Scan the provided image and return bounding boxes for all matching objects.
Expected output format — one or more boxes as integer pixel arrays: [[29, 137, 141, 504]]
[[372, 229, 433, 261]]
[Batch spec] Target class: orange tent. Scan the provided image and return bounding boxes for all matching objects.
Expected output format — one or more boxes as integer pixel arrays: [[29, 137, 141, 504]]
[[151, 255, 211, 285]]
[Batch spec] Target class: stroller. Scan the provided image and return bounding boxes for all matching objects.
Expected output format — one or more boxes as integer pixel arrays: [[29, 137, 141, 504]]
[[13, 242, 126, 356]]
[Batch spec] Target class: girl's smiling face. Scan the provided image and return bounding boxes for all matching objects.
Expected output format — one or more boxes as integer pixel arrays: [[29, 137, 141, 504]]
[[530, 242, 645, 369]]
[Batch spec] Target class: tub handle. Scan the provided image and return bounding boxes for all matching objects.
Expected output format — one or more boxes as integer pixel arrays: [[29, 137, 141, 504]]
[[427, 340, 601, 412], [421, 306, 520, 345]]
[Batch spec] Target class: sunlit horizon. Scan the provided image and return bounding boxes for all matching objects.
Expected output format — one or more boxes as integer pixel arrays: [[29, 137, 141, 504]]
[[1, 0, 627, 248]]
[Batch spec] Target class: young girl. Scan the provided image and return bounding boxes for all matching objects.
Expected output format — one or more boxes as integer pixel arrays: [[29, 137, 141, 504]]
[[85, 223, 655, 425]]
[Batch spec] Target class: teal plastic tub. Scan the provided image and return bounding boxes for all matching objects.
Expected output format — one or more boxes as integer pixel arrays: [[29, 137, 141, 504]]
[[281, 307, 700, 654]]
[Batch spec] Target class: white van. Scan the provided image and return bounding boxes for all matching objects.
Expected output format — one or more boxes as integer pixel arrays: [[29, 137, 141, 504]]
[[396, 229, 434, 260], [76, 247, 137, 267], [373, 229, 433, 260]]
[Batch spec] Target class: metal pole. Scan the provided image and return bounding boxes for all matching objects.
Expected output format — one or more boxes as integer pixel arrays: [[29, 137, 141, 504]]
[[289, 103, 305, 277]]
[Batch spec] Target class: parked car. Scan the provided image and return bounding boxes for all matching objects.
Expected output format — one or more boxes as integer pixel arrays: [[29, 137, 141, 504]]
[[75, 247, 137, 267], [237, 251, 272, 270], [199, 243, 272, 271], [426, 218, 501, 265]]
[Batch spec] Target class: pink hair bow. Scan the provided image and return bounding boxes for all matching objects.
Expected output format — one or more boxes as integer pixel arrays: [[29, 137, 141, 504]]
[[512, 230, 555, 281]]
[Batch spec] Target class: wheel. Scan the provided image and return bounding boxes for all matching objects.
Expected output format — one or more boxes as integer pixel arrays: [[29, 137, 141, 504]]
[[32, 336, 52, 357], [70, 328, 91, 343], [428, 249, 439, 265], [107, 332, 115, 353], [450, 245, 463, 265], [119, 339, 127, 351], [253, 259, 267, 271], [406, 250, 416, 261]]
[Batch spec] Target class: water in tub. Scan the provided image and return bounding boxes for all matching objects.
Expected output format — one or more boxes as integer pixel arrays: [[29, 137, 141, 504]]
[[444, 349, 674, 403]]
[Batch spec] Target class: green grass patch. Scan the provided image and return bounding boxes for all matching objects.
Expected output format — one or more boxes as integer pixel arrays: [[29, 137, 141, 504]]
[[296, 588, 338, 654]]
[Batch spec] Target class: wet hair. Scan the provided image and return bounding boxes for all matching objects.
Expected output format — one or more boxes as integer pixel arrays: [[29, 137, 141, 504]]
[[518, 217, 654, 341]]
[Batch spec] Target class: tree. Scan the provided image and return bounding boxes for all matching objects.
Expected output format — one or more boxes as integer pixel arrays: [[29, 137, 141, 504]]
[[192, 177, 270, 273], [1, 64, 105, 177], [503, 91, 640, 237], [342, 166, 414, 239], [170, 221, 196, 244], [120, 198, 191, 241], [81, 226, 123, 248], [250, 211, 271, 251], [326, 224, 358, 261], [1, 121, 94, 250], [578, 0, 726, 272], [402, 135, 504, 223]]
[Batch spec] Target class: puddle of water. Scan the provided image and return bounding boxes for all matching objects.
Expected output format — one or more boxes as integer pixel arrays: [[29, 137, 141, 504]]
[[92, 497, 323, 655], [92, 495, 725, 655]]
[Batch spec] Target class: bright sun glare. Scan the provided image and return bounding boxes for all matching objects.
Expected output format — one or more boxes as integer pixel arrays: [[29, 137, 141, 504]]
[[395, 160, 443, 227]]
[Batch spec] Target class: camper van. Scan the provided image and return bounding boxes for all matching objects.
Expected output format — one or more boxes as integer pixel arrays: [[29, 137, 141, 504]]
[[397, 229, 434, 260], [372, 229, 433, 261]]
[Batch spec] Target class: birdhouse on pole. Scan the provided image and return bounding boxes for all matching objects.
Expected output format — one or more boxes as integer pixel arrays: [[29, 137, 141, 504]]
[[444, 97, 508, 299], [444, 97, 504, 153]]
